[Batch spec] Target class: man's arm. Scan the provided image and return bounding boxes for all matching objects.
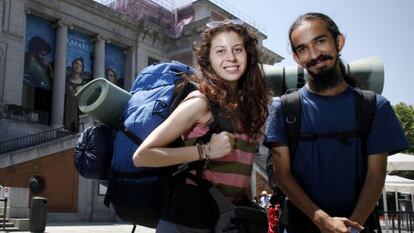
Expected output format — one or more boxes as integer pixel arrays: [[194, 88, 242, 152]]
[[349, 154, 387, 225], [271, 143, 363, 232]]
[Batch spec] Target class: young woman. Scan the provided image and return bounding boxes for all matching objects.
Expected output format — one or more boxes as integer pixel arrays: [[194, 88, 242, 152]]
[[133, 19, 271, 232]]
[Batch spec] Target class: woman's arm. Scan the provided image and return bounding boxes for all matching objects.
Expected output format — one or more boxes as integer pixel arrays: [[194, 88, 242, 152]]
[[133, 94, 211, 167], [133, 91, 236, 167]]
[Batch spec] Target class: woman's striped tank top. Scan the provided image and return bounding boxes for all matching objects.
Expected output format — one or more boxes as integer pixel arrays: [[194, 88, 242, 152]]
[[182, 122, 258, 202]]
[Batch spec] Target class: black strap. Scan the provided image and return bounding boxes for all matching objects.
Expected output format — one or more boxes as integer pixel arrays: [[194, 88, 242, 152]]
[[181, 172, 235, 214], [204, 105, 233, 138], [353, 88, 376, 184], [280, 91, 302, 161], [295, 130, 361, 146], [292, 130, 360, 141], [353, 88, 377, 231], [119, 124, 143, 145], [110, 169, 172, 179], [170, 80, 198, 113], [353, 88, 376, 143], [168, 102, 233, 177]]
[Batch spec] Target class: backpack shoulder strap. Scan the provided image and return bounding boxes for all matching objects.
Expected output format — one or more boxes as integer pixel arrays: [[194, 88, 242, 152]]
[[280, 90, 302, 159], [170, 80, 198, 112], [353, 88, 376, 191], [353, 88, 378, 232], [353, 88, 376, 139]]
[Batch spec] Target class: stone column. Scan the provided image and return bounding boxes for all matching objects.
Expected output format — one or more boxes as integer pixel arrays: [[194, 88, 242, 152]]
[[251, 164, 257, 198], [124, 46, 136, 91], [51, 20, 69, 127], [93, 35, 105, 79], [0, 1, 3, 103], [0, 1, 3, 40], [190, 28, 200, 67]]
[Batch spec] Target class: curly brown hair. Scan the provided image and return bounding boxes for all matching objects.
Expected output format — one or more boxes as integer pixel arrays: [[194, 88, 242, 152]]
[[194, 20, 271, 138]]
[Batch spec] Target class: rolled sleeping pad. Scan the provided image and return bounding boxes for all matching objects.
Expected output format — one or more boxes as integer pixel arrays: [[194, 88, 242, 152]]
[[262, 56, 384, 96], [75, 78, 132, 128], [345, 56, 384, 93]]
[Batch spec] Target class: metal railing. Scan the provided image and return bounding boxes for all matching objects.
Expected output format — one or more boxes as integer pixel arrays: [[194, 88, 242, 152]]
[[207, 0, 266, 34], [0, 185, 6, 230], [0, 127, 73, 154], [0, 104, 49, 125], [0, 198, 7, 230], [93, 0, 267, 34], [380, 211, 414, 233]]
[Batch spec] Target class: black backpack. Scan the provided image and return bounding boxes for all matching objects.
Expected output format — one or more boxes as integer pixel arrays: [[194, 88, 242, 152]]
[[265, 88, 381, 232], [280, 88, 376, 160], [73, 124, 115, 180], [266, 88, 376, 187]]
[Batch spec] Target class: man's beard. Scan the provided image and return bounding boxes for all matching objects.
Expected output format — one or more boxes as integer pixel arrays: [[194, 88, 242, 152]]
[[306, 54, 343, 92]]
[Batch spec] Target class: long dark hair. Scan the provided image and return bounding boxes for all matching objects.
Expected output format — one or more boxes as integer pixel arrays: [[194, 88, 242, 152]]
[[194, 20, 271, 138], [288, 13, 357, 87]]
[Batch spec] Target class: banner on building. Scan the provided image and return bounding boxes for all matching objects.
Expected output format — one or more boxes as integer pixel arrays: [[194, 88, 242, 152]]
[[24, 15, 56, 90], [105, 43, 125, 88], [66, 31, 94, 96]]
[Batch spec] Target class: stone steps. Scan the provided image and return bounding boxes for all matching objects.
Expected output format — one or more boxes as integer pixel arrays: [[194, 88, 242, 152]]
[[0, 217, 30, 231], [0, 218, 16, 231], [1, 226, 20, 231]]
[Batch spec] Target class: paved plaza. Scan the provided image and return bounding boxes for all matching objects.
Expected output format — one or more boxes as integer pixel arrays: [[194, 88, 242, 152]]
[[0, 222, 156, 233], [1, 221, 413, 233]]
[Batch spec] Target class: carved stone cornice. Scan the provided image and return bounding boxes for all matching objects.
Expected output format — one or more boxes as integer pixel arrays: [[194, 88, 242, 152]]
[[91, 34, 109, 43], [52, 20, 73, 30]]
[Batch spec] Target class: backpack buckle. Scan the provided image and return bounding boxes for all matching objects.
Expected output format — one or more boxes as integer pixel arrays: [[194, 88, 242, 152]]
[[202, 159, 210, 170], [285, 117, 297, 124], [153, 100, 169, 118], [172, 163, 190, 176]]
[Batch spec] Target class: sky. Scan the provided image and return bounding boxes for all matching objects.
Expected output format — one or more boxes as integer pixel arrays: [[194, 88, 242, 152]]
[[219, 0, 414, 105]]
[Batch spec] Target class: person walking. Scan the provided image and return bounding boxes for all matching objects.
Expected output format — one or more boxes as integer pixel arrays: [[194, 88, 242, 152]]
[[260, 190, 270, 208]]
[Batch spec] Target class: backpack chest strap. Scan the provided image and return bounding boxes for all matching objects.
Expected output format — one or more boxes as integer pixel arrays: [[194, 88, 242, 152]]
[[290, 129, 361, 141], [289, 129, 362, 146]]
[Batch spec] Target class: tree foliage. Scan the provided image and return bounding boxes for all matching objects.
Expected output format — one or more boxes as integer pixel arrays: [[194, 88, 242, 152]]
[[393, 102, 414, 154], [389, 103, 414, 180]]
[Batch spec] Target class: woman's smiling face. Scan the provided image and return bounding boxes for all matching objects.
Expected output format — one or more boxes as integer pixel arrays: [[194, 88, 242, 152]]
[[209, 31, 247, 89]]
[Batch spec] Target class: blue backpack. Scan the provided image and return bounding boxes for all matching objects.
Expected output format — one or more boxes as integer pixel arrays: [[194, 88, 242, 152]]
[[111, 62, 197, 173], [104, 62, 206, 228]]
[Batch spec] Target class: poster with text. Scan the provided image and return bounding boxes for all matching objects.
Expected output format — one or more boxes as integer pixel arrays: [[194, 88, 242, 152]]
[[66, 31, 94, 95]]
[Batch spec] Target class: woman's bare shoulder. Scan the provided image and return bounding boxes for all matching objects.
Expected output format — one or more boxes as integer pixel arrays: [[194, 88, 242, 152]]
[[184, 90, 209, 104], [178, 90, 212, 125]]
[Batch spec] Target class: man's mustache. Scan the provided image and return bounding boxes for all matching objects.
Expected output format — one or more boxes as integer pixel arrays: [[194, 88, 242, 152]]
[[306, 54, 334, 68]]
